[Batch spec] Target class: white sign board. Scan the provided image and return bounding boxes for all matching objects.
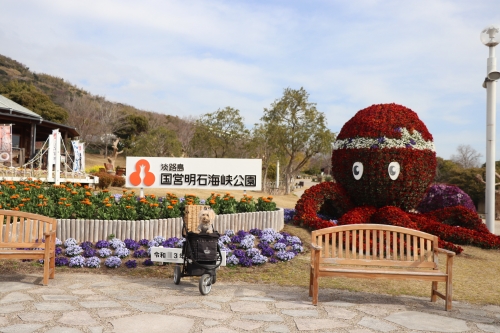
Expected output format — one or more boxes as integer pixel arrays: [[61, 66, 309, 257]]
[[150, 246, 226, 266], [125, 157, 261, 190]]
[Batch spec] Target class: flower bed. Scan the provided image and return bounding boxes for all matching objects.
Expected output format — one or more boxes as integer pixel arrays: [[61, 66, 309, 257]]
[[45, 227, 303, 269], [0, 180, 277, 220]]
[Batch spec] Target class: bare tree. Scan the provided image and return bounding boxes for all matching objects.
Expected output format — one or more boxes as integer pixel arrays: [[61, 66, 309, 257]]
[[451, 144, 482, 169]]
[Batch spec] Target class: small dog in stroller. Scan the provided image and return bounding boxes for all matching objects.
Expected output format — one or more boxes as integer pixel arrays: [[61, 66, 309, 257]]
[[197, 207, 215, 234]]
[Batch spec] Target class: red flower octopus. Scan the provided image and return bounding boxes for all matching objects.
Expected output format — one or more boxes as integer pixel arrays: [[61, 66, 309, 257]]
[[294, 103, 500, 254]]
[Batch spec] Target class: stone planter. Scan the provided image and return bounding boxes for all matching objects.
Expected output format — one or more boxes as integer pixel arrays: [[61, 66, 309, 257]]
[[54, 209, 284, 242]]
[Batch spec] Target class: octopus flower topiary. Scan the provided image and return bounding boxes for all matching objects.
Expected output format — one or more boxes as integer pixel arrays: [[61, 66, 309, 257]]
[[294, 103, 500, 253]]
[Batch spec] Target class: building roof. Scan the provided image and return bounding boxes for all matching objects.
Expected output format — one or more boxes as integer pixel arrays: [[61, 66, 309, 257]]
[[0, 94, 79, 138], [0, 94, 43, 120]]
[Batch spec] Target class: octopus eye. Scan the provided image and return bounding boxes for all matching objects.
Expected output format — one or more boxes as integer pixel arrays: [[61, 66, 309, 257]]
[[352, 162, 363, 180], [388, 161, 400, 180]]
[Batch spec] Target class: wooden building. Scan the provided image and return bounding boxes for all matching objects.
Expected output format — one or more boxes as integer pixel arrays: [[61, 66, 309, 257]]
[[0, 94, 79, 165]]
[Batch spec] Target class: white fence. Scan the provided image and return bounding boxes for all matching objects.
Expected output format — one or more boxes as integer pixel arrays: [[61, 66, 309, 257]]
[[51, 209, 284, 242]]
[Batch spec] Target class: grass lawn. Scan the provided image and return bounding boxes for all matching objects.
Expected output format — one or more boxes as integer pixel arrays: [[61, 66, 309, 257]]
[[3, 153, 496, 305]]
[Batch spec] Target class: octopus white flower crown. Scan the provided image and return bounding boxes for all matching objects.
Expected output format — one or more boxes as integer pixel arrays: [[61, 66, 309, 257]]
[[333, 128, 436, 152]]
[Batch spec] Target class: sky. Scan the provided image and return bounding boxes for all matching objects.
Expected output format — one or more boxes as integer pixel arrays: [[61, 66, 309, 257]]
[[1, 0, 499, 161]]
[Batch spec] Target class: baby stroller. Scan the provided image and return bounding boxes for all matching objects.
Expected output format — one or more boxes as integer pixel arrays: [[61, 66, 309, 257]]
[[173, 222, 223, 295]]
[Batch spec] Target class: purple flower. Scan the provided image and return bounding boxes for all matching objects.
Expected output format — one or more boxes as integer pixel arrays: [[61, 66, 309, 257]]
[[405, 144, 412, 148], [269, 257, 278, 264], [283, 209, 296, 224], [138, 239, 149, 247], [231, 235, 242, 244], [260, 246, 275, 257], [228, 244, 236, 250], [133, 249, 148, 258], [95, 240, 110, 249], [232, 249, 245, 258], [370, 144, 379, 149], [378, 137, 385, 143], [55, 247, 63, 256], [80, 241, 93, 250], [55, 257, 69, 266], [85, 256, 101, 268], [143, 259, 154, 266], [125, 260, 137, 268], [249, 228, 262, 237], [104, 256, 122, 268], [69, 255, 85, 268], [239, 256, 252, 267], [410, 139, 416, 145], [83, 248, 96, 258], [236, 230, 248, 238], [114, 247, 130, 258], [124, 239, 140, 250]]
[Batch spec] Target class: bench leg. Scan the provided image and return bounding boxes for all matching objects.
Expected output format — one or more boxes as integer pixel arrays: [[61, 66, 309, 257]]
[[312, 276, 319, 305], [445, 277, 452, 311], [49, 254, 55, 279], [430, 281, 438, 302], [309, 267, 313, 297]]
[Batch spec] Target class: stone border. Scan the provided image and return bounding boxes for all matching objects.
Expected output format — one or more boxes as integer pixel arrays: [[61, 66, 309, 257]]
[[51, 209, 284, 242]]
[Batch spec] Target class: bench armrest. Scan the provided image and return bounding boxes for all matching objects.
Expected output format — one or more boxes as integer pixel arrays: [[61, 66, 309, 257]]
[[44, 230, 56, 237], [435, 248, 455, 257], [310, 243, 322, 251]]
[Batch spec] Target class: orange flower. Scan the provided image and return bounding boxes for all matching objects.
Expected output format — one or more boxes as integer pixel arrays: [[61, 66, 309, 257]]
[[106, 203, 112, 207], [18, 204, 24, 207], [38, 194, 44, 199], [12, 207, 19, 211], [65, 204, 71, 207], [209, 200, 215, 204], [36, 186, 40, 189], [24, 187, 30, 191], [60, 197, 67, 201], [10, 185, 15, 189], [167, 205, 173, 209], [71, 191, 77, 195], [123, 189, 127, 193], [58, 202, 63, 205], [171, 200, 178, 205], [224, 197, 229, 201], [153, 203, 159, 207], [268, 196, 273, 199], [85, 191, 91, 196], [102, 189, 109, 193], [37, 204, 43, 207]]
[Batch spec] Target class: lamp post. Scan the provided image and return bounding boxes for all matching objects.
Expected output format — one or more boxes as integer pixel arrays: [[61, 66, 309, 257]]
[[481, 25, 500, 234]]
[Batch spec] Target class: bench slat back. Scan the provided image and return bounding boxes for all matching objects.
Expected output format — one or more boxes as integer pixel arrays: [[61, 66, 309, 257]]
[[0, 210, 56, 249], [312, 224, 438, 269]]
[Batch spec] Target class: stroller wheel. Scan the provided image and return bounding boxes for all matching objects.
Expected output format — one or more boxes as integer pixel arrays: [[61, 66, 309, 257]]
[[211, 274, 216, 284], [173, 265, 181, 285], [199, 274, 212, 295]]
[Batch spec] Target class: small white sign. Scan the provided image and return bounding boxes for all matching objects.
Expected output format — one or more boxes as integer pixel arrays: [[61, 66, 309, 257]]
[[125, 157, 261, 190], [150, 246, 227, 266]]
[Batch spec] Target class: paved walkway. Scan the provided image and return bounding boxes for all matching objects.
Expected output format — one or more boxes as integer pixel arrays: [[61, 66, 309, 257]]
[[1, 273, 499, 333]]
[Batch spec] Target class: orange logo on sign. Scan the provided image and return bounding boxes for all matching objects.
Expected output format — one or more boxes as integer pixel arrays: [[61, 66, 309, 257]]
[[129, 159, 155, 186]]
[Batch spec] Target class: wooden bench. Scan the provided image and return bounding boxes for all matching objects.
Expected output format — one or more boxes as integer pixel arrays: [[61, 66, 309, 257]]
[[0, 210, 57, 285], [310, 224, 455, 311]]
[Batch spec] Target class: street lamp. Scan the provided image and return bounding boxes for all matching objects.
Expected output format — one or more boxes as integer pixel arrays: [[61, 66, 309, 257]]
[[481, 25, 500, 234]]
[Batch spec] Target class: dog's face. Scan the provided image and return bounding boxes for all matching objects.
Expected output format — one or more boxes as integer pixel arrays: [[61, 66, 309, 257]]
[[199, 209, 215, 224]]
